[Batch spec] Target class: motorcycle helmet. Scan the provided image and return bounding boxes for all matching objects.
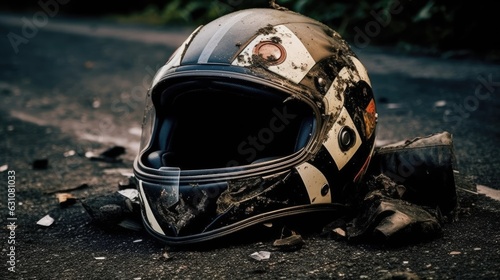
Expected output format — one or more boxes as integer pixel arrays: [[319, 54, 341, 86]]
[[133, 7, 377, 245]]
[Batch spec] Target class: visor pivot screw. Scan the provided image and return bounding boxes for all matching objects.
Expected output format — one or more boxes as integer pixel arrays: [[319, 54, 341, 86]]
[[315, 77, 327, 93], [339, 126, 355, 151], [320, 184, 330, 196]]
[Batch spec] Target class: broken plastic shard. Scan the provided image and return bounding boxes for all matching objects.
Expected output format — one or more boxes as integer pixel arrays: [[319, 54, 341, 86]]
[[250, 251, 271, 261], [86, 146, 126, 163], [434, 100, 447, 107], [37, 214, 54, 226], [81, 191, 139, 225], [44, 183, 89, 195], [63, 150, 76, 157], [273, 229, 305, 251], [118, 188, 139, 203], [56, 193, 77, 207], [476, 185, 500, 201], [332, 228, 346, 237], [161, 248, 172, 260], [0, 164, 8, 172], [117, 218, 143, 231]]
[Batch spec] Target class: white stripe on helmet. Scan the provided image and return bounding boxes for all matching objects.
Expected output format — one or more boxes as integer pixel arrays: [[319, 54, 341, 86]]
[[138, 180, 165, 235], [295, 162, 331, 204], [232, 25, 315, 84], [323, 107, 362, 170]]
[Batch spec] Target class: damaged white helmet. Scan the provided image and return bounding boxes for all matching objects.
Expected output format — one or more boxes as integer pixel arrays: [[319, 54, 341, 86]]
[[133, 7, 378, 244]]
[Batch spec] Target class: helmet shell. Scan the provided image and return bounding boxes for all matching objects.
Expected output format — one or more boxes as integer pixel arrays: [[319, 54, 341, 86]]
[[133, 8, 377, 244]]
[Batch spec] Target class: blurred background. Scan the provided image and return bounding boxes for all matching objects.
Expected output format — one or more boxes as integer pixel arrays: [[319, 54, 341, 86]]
[[2, 0, 498, 61]]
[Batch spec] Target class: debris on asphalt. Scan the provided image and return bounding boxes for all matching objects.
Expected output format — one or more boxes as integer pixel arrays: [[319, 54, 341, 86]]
[[0, 164, 8, 172], [63, 150, 76, 157], [44, 183, 90, 195], [161, 248, 172, 260], [434, 100, 447, 107], [272, 228, 305, 251], [449, 251, 461, 255], [117, 218, 143, 231], [346, 174, 443, 244], [81, 190, 141, 229], [476, 184, 500, 201], [56, 193, 78, 207], [92, 97, 101, 108], [32, 158, 49, 169], [86, 145, 126, 163], [94, 256, 106, 260], [103, 168, 135, 177], [366, 131, 458, 218], [321, 218, 348, 241], [118, 188, 140, 203], [250, 251, 271, 261], [118, 176, 137, 190], [36, 214, 55, 227]]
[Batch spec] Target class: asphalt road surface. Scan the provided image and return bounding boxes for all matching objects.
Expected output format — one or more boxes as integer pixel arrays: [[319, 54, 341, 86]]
[[1, 11, 499, 280]]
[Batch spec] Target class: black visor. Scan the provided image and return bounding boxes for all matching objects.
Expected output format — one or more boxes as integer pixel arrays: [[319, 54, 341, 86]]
[[142, 78, 315, 170]]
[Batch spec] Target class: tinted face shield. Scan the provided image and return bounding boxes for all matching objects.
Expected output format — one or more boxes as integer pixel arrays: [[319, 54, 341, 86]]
[[139, 76, 316, 171]]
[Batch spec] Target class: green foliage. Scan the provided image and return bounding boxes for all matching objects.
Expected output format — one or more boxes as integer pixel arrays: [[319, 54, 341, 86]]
[[115, 0, 497, 58]]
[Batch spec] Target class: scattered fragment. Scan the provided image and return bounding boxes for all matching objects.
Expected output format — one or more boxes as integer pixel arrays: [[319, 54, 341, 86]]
[[37, 214, 54, 226], [94, 256, 106, 260], [161, 248, 171, 260], [118, 189, 139, 202], [473, 248, 481, 251], [332, 228, 346, 237], [118, 177, 137, 190], [272, 230, 305, 251], [82, 191, 140, 227], [250, 251, 271, 261], [44, 183, 90, 195], [56, 193, 77, 207], [32, 158, 49, 169], [103, 168, 134, 177], [434, 100, 447, 107], [92, 98, 101, 108], [117, 218, 143, 231], [133, 239, 143, 243], [321, 218, 348, 241], [449, 251, 461, 255], [100, 146, 126, 158], [86, 146, 126, 163], [63, 150, 76, 157], [385, 103, 402, 109], [0, 164, 8, 172], [476, 185, 500, 201]]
